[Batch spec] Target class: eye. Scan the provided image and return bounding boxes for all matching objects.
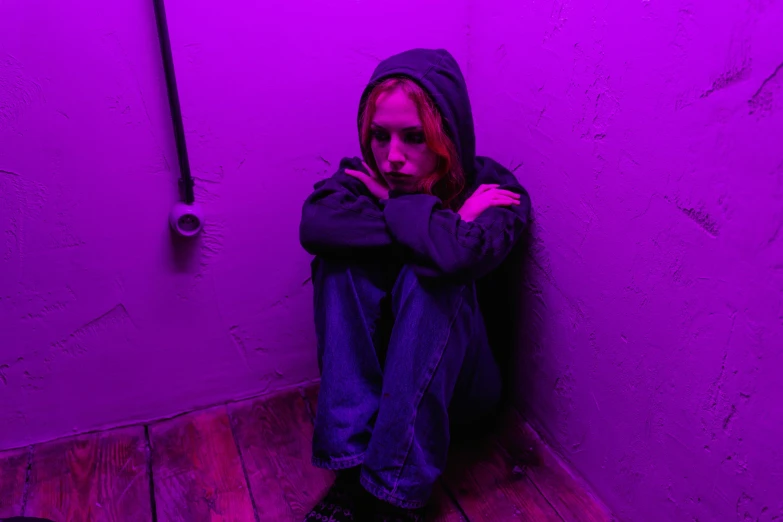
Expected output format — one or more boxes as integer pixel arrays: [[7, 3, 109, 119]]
[[371, 130, 389, 143], [405, 132, 426, 144]]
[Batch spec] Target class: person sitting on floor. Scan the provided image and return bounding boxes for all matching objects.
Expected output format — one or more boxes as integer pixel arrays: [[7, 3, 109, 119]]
[[299, 47, 532, 522]]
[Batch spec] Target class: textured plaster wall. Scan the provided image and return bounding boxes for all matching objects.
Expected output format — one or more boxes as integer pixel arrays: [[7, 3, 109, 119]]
[[3, 0, 782, 519], [0, 0, 468, 449], [468, 0, 783, 520]]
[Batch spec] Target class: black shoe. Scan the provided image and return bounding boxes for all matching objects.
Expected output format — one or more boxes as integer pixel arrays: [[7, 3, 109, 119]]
[[305, 467, 373, 521]]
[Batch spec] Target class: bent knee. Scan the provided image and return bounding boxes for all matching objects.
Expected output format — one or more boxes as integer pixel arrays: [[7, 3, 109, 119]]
[[392, 265, 477, 310]]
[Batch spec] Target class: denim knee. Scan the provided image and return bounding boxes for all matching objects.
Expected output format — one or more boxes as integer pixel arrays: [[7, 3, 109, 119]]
[[391, 264, 477, 319]]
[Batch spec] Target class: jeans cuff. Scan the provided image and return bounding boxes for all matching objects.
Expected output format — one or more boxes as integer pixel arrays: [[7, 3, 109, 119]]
[[311, 452, 365, 470], [359, 471, 429, 509]]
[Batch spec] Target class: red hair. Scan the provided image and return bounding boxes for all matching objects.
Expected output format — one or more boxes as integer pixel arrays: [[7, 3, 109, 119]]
[[359, 77, 465, 210]]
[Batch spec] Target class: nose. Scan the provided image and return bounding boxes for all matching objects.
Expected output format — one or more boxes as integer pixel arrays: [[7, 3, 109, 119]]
[[388, 135, 405, 165]]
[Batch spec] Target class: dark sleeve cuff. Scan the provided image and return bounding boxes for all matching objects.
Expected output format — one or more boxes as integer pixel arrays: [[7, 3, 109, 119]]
[[387, 189, 410, 199]]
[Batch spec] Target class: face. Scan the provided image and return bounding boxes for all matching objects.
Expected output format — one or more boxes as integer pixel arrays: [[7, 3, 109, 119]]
[[369, 88, 438, 192]]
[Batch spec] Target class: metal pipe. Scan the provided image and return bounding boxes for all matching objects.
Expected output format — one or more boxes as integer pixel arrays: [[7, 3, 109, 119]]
[[152, 0, 194, 204]]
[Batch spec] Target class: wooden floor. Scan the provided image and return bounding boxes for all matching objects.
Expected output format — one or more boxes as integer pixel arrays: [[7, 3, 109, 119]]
[[0, 385, 612, 521]]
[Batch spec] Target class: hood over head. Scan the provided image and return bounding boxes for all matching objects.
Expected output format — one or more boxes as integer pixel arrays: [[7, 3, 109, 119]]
[[357, 48, 477, 183]]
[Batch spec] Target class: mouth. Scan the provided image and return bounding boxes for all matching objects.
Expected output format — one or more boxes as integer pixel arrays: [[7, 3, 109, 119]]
[[385, 172, 411, 181]]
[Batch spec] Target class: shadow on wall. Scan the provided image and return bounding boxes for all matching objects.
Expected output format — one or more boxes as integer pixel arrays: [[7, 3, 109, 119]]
[[477, 214, 540, 413]]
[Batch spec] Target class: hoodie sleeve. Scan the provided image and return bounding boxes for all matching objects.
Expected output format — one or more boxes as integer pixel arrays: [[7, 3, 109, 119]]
[[382, 165, 531, 280], [299, 157, 393, 256]]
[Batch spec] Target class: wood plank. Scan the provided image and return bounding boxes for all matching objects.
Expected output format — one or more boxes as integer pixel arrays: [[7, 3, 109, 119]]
[[0, 447, 29, 518], [429, 481, 467, 522], [443, 428, 563, 521], [499, 411, 613, 522], [229, 389, 334, 521], [24, 427, 151, 521], [149, 406, 256, 521]]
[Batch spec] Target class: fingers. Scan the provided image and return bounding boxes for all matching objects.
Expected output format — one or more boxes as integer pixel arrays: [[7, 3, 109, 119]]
[[361, 161, 380, 179], [477, 185, 519, 199], [486, 188, 521, 206], [489, 188, 522, 207], [345, 169, 372, 182], [352, 164, 391, 188], [346, 168, 390, 191], [489, 195, 521, 207], [476, 184, 500, 194], [490, 190, 520, 199]]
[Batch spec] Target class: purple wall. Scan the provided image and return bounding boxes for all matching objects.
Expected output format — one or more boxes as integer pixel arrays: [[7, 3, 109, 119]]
[[2, 0, 782, 519], [468, 0, 783, 520], [0, 0, 466, 448]]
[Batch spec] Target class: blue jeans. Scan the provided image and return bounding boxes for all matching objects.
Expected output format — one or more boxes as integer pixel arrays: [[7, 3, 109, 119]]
[[310, 257, 502, 509]]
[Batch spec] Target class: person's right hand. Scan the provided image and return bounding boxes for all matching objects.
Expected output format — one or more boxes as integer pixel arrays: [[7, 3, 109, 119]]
[[457, 184, 521, 222], [345, 161, 390, 200]]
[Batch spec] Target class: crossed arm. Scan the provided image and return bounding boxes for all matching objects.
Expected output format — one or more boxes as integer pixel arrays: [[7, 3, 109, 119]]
[[299, 157, 531, 280]]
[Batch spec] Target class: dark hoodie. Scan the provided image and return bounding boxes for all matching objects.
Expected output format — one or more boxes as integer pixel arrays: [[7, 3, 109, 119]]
[[299, 48, 531, 281]]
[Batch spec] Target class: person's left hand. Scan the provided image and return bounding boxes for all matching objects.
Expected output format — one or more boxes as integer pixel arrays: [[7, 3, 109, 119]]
[[457, 184, 521, 222], [345, 161, 390, 200]]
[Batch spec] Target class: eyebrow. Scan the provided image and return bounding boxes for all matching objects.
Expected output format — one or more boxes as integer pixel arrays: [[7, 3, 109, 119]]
[[371, 123, 423, 132]]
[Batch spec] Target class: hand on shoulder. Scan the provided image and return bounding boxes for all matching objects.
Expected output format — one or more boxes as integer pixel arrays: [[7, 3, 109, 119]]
[[344, 161, 390, 200]]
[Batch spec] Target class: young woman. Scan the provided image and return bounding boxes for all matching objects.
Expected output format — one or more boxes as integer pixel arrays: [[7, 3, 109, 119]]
[[299, 48, 531, 521]]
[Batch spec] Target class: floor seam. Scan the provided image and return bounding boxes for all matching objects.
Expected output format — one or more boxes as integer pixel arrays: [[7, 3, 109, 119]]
[[20, 444, 33, 516], [144, 426, 159, 522], [226, 405, 262, 522], [495, 430, 567, 522], [439, 476, 472, 521]]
